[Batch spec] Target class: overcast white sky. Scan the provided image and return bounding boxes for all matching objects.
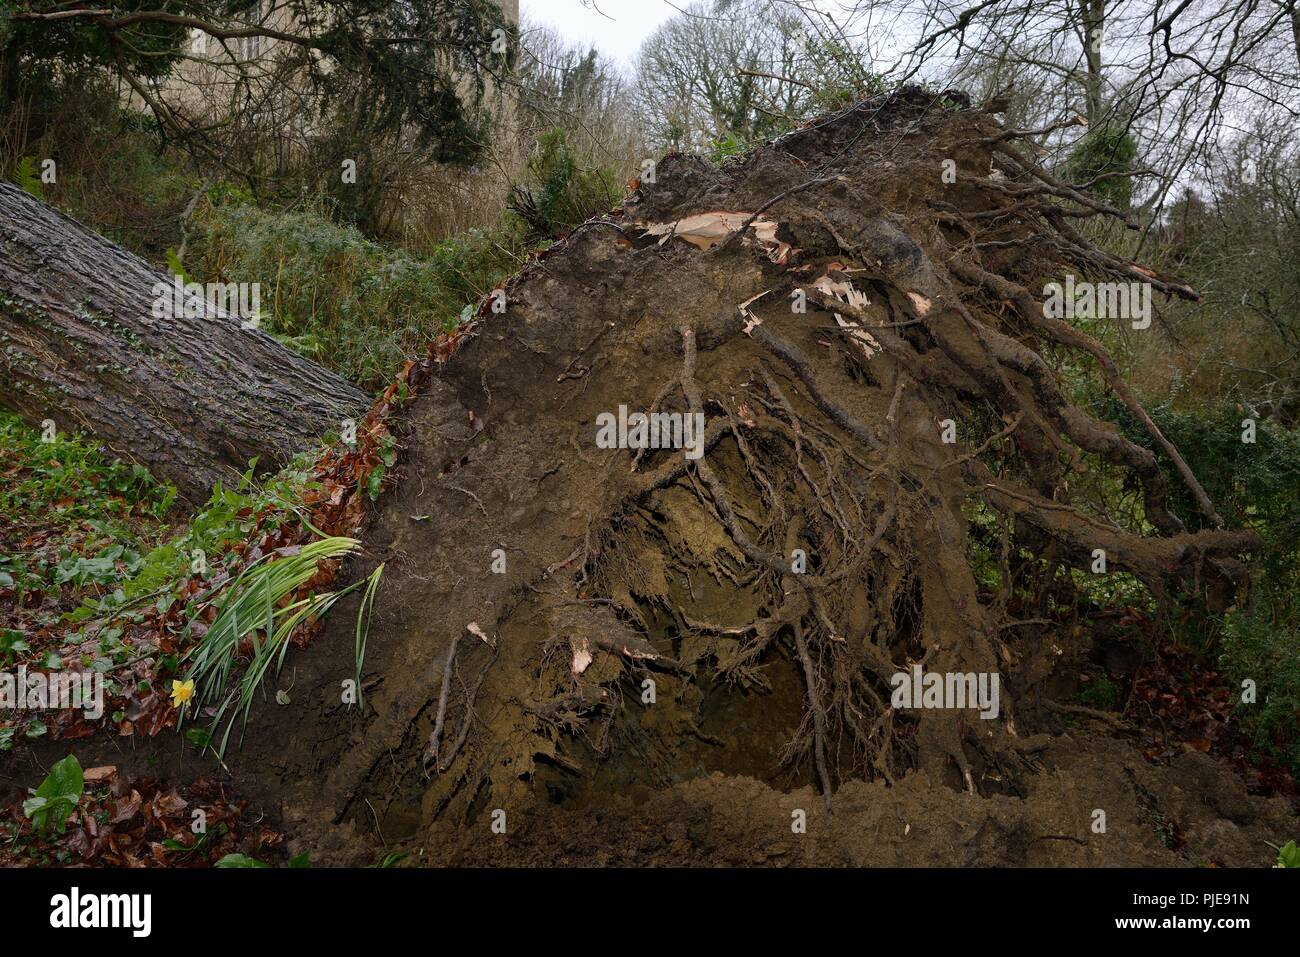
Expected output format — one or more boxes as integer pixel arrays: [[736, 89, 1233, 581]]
[[519, 1, 902, 73], [518, 0, 693, 67]]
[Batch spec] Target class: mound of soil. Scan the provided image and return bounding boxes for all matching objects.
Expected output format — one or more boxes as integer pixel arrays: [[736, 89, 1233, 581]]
[[10, 88, 1294, 867]]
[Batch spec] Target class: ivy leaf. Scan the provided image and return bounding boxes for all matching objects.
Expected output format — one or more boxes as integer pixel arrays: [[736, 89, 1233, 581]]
[[215, 853, 270, 868], [366, 463, 385, 501], [1279, 840, 1300, 868], [23, 754, 83, 833]]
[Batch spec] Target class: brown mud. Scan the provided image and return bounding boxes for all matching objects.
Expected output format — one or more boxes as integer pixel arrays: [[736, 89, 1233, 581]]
[[6, 88, 1296, 867]]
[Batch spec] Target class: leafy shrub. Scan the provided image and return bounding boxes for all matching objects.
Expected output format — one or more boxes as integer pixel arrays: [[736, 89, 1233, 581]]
[[187, 200, 523, 389], [802, 40, 888, 116], [1080, 676, 1123, 711], [708, 130, 752, 165], [1219, 600, 1300, 772], [1102, 397, 1300, 771], [1103, 400, 1300, 574], [1066, 126, 1139, 210], [507, 128, 621, 239]]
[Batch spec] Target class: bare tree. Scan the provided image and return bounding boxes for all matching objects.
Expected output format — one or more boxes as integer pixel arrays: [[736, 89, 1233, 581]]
[[633, 0, 833, 151], [785, 0, 1300, 214]]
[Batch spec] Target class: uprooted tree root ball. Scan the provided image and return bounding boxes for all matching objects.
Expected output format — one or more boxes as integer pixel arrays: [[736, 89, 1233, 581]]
[[23, 88, 1295, 867]]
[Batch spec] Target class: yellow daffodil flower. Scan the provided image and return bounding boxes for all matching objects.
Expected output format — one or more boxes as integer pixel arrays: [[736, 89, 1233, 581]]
[[171, 678, 195, 709]]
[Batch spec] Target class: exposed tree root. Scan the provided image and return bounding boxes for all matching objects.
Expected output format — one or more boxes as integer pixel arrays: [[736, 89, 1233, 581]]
[[260, 88, 1266, 847]]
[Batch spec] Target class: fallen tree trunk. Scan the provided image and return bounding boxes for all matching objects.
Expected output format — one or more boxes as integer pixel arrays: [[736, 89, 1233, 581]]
[[0, 181, 367, 503]]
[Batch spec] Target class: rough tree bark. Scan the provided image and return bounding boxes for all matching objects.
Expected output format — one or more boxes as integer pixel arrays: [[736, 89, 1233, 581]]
[[0, 181, 367, 503]]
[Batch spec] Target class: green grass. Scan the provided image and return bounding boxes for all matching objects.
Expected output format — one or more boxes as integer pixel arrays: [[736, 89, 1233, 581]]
[[185, 199, 527, 389]]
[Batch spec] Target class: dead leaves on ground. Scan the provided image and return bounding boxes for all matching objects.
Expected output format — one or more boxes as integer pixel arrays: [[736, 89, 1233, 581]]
[[1110, 611, 1297, 802], [0, 769, 281, 868]]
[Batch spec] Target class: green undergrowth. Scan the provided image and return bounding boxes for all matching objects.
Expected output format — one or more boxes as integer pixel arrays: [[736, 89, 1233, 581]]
[[1099, 396, 1300, 773], [961, 379, 1300, 775], [0, 412, 377, 756], [0, 410, 175, 623], [63, 455, 321, 631], [182, 192, 531, 390]]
